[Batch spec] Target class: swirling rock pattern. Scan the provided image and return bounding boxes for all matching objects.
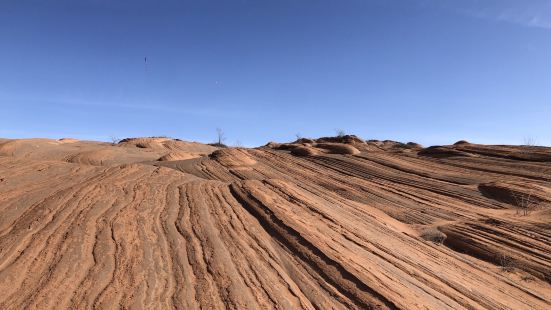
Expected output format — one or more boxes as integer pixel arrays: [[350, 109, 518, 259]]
[[0, 137, 550, 309]]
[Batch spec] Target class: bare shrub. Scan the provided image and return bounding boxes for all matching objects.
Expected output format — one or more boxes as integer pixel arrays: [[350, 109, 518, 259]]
[[523, 137, 537, 147], [335, 128, 346, 138], [497, 253, 515, 272], [521, 274, 536, 282], [512, 190, 538, 216], [420, 228, 446, 245], [110, 136, 121, 145]]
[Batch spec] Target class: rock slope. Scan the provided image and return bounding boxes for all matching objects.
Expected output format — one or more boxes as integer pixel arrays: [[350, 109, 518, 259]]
[[0, 136, 550, 309]]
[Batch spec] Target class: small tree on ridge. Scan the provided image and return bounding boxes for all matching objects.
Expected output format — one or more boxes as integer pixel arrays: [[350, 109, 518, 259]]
[[216, 128, 226, 145]]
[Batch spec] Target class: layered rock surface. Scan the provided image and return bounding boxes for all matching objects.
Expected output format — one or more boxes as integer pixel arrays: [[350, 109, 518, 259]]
[[0, 137, 550, 309]]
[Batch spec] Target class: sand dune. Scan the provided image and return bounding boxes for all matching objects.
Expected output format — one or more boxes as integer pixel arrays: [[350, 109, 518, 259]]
[[0, 136, 550, 309]]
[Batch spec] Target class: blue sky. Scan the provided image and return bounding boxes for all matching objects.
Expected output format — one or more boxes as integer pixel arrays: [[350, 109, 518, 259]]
[[1, 0, 550, 146]]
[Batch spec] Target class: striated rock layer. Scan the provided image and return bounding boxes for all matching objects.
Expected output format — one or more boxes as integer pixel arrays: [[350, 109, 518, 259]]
[[0, 137, 550, 309]]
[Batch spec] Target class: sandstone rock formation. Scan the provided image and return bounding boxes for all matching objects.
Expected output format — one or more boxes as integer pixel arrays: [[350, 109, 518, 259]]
[[0, 137, 550, 309]]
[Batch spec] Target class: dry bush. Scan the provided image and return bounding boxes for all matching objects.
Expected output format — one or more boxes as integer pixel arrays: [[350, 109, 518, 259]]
[[497, 253, 516, 272], [420, 228, 446, 245], [512, 190, 538, 216], [110, 136, 121, 145], [523, 137, 537, 147], [521, 274, 536, 282], [317, 134, 365, 145], [234, 140, 243, 148]]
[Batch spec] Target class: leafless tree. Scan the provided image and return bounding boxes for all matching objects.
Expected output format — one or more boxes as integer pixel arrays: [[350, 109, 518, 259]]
[[295, 133, 302, 140], [216, 128, 226, 145], [234, 140, 243, 148], [512, 190, 537, 216]]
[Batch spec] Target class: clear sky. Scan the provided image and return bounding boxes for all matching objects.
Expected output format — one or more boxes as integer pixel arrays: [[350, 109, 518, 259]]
[[1, 0, 550, 146]]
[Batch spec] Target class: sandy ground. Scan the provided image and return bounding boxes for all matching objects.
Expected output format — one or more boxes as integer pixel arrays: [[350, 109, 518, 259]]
[[0, 136, 550, 309]]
